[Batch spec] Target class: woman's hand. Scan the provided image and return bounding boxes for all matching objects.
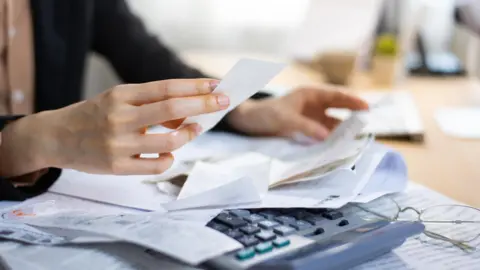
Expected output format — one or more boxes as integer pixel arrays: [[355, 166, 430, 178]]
[[0, 79, 229, 177], [227, 86, 368, 143]]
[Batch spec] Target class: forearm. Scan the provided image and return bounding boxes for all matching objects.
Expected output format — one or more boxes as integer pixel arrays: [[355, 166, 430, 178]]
[[0, 114, 51, 178], [0, 113, 62, 201], [211, 92, 273, 134]]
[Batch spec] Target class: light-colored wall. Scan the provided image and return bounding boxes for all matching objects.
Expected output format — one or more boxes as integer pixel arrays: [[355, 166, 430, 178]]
[[83, 0, 311, 98], [83, 0, 472, 99]]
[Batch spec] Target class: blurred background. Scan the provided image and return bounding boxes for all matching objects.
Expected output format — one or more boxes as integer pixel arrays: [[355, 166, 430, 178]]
[[83, 0, 480, 99]]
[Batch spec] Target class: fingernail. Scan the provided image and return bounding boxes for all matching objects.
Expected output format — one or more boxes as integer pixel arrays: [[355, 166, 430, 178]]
[[193, 124, 202, 136], [216, 95, 230, 108], [292, 132, 318, 145], [209, 80, 220, 90], [317, 127, 329, 139]]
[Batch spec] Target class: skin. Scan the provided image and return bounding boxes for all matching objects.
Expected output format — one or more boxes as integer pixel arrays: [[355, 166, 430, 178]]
[[0, 79, 368, 180], [228, 86, 369, 141]]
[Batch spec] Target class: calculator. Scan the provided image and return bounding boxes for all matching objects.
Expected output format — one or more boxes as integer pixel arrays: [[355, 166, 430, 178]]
[[202, 207, 424, 270]]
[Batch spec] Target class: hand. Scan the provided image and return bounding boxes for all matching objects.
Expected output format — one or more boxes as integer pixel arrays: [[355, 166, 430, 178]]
[[227, 86, 368, 142], [0, 79, 229, 177]]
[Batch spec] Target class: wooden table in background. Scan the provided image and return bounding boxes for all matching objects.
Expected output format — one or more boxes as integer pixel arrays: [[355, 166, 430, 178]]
[[181, 51, 480, 207]]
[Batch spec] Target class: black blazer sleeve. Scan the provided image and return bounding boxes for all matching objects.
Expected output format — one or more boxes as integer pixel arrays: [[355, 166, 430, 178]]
[[0, 116, 62, 201], [91, 0, 206, 83]]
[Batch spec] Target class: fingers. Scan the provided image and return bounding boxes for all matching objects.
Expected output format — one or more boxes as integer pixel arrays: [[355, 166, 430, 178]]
[[114, 153, 175, 175], [120, 79, 219, 105], [132, 94, 230, 128], [325, 90, 369, 111], [161, 119, 186, 129], [322, 116, 341, 130], [284, 116, 330, 141], [133, 124, 201, 154]]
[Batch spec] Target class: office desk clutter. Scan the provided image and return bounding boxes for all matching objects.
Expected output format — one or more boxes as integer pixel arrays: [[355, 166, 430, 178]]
[[0, 114, 415, 269], [0, 58, 477, 270]]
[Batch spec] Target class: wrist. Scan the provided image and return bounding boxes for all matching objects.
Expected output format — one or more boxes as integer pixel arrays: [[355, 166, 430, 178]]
[[227, 100, 257, 125], [0, 113, 53, 177]]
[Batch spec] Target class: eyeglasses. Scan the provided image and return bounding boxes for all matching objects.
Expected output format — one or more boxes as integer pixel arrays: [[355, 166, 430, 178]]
[[352, 196, 480, 252]]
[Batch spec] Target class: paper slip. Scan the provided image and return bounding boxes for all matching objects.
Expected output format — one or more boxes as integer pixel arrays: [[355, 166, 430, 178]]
[[8, 211, 242, 266], [182, 58, 286, 133], [49, 169, 174, 211], [165, 142, 408, 211], [323, 112, 369, 147], [352, 146, 408, 203], [162, 137, 371, 207], [0, 242, 201, 270], [178, 154, 270, 199], [163, 176, 262, 211], [268, 133, 374, 188]]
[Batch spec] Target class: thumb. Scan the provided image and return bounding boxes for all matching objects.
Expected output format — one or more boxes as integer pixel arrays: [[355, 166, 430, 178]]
[[285, 116, 329, 142]]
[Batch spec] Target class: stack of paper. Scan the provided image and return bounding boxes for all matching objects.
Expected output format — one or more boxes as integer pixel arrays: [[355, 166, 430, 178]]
[[159, 136, 407, 212]]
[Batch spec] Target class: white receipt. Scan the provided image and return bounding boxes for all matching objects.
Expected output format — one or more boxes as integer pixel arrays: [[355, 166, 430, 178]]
[[323, 113, 368, 147], [0, 242, 201, 270], [16, 212, 242, 266], [182, 58, 286, 133], [163, 176, 261, 211]]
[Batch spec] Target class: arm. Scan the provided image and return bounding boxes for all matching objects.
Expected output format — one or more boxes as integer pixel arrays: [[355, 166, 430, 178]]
[[0, 115, 60, 201]]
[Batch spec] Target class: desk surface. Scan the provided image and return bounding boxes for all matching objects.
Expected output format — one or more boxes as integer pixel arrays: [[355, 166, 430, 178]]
[[181, 51, 480, 208]]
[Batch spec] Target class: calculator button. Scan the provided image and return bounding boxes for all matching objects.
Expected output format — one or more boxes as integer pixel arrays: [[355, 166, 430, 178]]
[[322, 211, 343, 220], [244, 214, 265, 223], [258, 210, 277, 220], [230, 209, 251, 217], [207, 221, 229, 232], [291, 210, 312, 220], [258, 220, 280, 229], [338, 219, 349, 227], [273, 225, 296, 236], [279, 209, 296, 214], [273, 237, 290, 248], [216, 214, 248, 229], [255, 230, 276, 242], [225, 230, 244, 240], [307, 209, 327, 214], [274, 216, 296, 225], [238, 236, 260, 247], [291, 220, 313, 231], [236, 248, 255, 260], [304, 216, 323, 226], [304, 227, 325, 237], [255, 242, 273, 254], [240, 225, 261, 235]]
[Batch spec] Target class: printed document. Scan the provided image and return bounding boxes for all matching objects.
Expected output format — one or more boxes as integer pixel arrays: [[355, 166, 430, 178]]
[[352, 184, 480, 270], [0, 209, 241, 266], [0, 241, 200, 270]]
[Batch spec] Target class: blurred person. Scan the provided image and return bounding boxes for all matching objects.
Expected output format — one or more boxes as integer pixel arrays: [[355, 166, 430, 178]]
[[0, 0, 368, 200], [456, 0, 480, 34]]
